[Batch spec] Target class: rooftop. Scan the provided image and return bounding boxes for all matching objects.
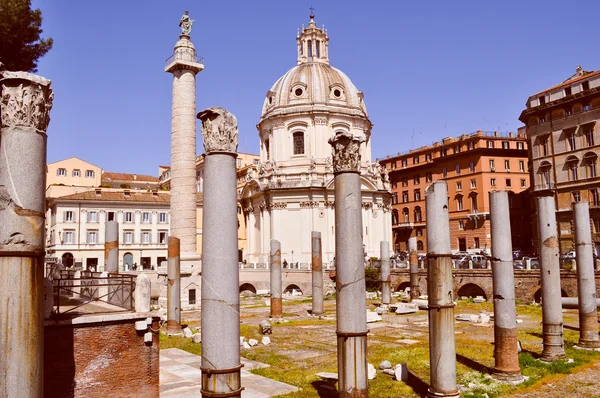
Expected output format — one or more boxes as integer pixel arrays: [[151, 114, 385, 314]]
[[102, 172, 159, 183], [56, 190, 170, 203]]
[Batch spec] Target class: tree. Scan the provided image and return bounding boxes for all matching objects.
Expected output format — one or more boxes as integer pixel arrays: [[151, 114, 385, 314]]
[[0, 0, 53, 72]]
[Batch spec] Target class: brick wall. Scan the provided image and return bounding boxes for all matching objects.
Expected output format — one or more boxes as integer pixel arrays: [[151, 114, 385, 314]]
[[391, 269, 600, 303], [45, 315, 160, 397]]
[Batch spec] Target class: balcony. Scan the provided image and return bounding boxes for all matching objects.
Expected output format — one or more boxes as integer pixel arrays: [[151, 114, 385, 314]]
[[533, 183, 556, 192], [393, 222, 414, 229], [165, 52, 203, 67]]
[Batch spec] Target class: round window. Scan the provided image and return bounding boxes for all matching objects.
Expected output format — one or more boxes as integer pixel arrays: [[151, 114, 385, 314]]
[[295, 88, 303, 97], [333, 89, 341, 98]]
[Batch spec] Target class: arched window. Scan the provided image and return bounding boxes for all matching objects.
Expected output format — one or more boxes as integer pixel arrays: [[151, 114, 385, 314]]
[[307, 40, 312, 58], [293, 132, 305, 155], [414, 206, 422, 222], [417, 241, 424, 251], [402, 208, 409, 222], [566, 155, 579, 181], [583, 152, 598, 178], [316, 40, 320, 57]]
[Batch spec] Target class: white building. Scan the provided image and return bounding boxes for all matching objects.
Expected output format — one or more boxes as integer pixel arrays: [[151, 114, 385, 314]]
[[240, 14, 392, 266], [46, 189, 171, 271]]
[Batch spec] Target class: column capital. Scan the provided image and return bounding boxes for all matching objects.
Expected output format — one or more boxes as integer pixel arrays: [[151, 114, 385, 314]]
[[198, 107, 239, 154], [328, 132, 364, 173], [0, 71, 53, 132]]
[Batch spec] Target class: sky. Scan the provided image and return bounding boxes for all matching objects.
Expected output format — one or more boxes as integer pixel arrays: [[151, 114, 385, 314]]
[[32, 0, 600, 176]]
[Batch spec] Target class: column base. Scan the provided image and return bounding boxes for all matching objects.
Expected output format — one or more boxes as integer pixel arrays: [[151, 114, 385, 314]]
[[201, 364, 244, 398], [427, 388, 460, 398], [576, 340, 600, 349], [541, 322, 566, 361], [337, 332, 368, 397], [166, 320, 182, 335], [492, 370, 524, 383]]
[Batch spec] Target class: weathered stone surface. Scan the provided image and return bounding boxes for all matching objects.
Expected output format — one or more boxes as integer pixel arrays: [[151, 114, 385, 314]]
[[368, 363, 376, 380], [316, 372, 338, 381], [198, 107, 239, 154], [240, 337, 245, 346], [366, 310, 382, 323], [473, 296, 486, 303], [261, 336, 271, 345], [243, 342, 251, 349], [260, 320, 272, 334], [248, 339, 258, 347], [394, 363, 408, 381], [478, 313, 490, 324], [395, 303, 418, 315], [192, 333, 201, 343], [383, 369, 395, 376], [182, 328, 192, 338], [379, 360, 392, 370], [134, 273, 151, 313], [328, 132, 365, 173]]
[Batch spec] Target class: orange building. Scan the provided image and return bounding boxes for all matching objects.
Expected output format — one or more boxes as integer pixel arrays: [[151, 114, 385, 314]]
[[519, 66, 600, 254], [379, 130, 532, 254]]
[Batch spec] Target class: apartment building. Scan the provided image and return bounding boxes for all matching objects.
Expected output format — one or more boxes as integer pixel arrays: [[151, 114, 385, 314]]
[[519, 66, 600, 254], [46, 189, 171, 271], [379, 130, 532, 254]]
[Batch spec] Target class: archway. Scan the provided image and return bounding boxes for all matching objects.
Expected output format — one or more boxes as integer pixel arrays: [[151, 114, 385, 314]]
[[123, 252, 133, 271], [61, 252, 74, 268], [533, 288, 569, 303], [396, 282, 410, 292], [284, 284, 303, 295], [239, 283, 257, 296], [457, 283, 487, 300]]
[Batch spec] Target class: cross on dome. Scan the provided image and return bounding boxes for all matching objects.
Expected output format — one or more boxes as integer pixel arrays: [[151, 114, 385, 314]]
[[296, 12, 329, 65]]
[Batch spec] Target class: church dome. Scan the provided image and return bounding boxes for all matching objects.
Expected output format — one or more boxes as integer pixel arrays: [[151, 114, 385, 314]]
[[261, 63, 368, 120], [259, 14, 368, 121]]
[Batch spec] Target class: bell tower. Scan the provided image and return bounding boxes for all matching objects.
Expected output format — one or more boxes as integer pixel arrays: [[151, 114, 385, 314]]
[[296, 11, 329, 65]]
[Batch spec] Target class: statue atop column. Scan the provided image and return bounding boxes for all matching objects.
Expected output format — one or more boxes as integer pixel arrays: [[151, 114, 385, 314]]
[[179, 11, 195, 36]]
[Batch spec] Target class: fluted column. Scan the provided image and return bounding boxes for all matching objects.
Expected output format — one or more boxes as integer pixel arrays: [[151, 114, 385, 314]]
[[165, 32, 203, 263], [198, 107, 242, 398], [329, 132, 368, 398], [0, 70, 53, 398]]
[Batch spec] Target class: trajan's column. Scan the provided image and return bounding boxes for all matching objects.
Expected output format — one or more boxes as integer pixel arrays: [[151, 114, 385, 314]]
[[165, 11, 204, 270]]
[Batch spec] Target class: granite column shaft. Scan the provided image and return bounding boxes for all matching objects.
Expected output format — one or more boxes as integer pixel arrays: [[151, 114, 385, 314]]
[[573, 202, 600, 348], [167, 236, 181, 333], [425, 181, 459, 398], [270, 239, 282, 318], [311, 231, 324, 316], [537, 195, 566, 361], [489, 191, 522, 380], [0, 72, 53, 398], [104, 220, 119, 273], [380, 241, 391, 305]]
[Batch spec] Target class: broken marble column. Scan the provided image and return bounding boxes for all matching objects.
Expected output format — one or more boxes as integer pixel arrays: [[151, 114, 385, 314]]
[[198, 107, 242, 397], [135, 273, 151, 312], [381, 241, 391, 305], [270, 239, 282, 319], [167, 236, 182, 334], [329, 132, 368, 397], [537, 195, 566, 361], [311, 231, 324, 316], [165, 22, 204, 268], [104, 220, 119, 273], [489, 191, 523, 381], [409, 237, 420, 300], [425, 181, 459, 398], [0, 71, 53, 398], [573, 202, 600, 348]]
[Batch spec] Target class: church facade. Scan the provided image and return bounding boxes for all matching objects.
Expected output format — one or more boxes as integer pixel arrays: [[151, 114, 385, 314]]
[[240, 14, 392, 266]]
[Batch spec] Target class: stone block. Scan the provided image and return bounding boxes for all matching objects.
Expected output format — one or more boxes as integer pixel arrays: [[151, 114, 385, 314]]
[[134, 273, 151, 312], [477, 313, 490, 323], [379, 360, 392, 370], [368, 363, 376, 380], [243, 342, 251, 349], [248, 338, 258, 347], [316, 372, 338, 381], [366, 310, 382, 323], [182, 328, 192, 338], [261, 336, 271, 345], [240, 336, 245, 346], [473, 296, 486, 303], [192, 334, 201, 343], [135, 321, 148, 331], [144, 332, 153, 343], [395, 303, 418, 315], [394, 363, 408, 381]]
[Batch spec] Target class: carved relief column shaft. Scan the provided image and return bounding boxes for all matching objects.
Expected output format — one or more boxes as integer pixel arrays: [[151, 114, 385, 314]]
[[329, 132, 368, 397], [165, 31, 204, 264], [198, 107, 242, 398], [0, 71, 53, 398]]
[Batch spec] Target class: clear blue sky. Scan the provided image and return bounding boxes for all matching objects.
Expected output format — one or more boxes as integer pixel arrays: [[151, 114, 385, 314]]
[[33, 0, 600, 176]]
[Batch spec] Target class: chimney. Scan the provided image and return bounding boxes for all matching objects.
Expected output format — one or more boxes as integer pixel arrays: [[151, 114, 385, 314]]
[[509, 132, 513, 138], [576, 65, 583, 76], [134, 174, 137, 180]]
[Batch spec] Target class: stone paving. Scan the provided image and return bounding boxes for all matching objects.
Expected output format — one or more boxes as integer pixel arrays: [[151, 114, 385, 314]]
[[160, 348, 299, 397]]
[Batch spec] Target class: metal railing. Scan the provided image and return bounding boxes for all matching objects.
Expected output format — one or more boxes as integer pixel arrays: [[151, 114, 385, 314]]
[[165, 51, 204, 67], [53, 272, 136, 315]]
